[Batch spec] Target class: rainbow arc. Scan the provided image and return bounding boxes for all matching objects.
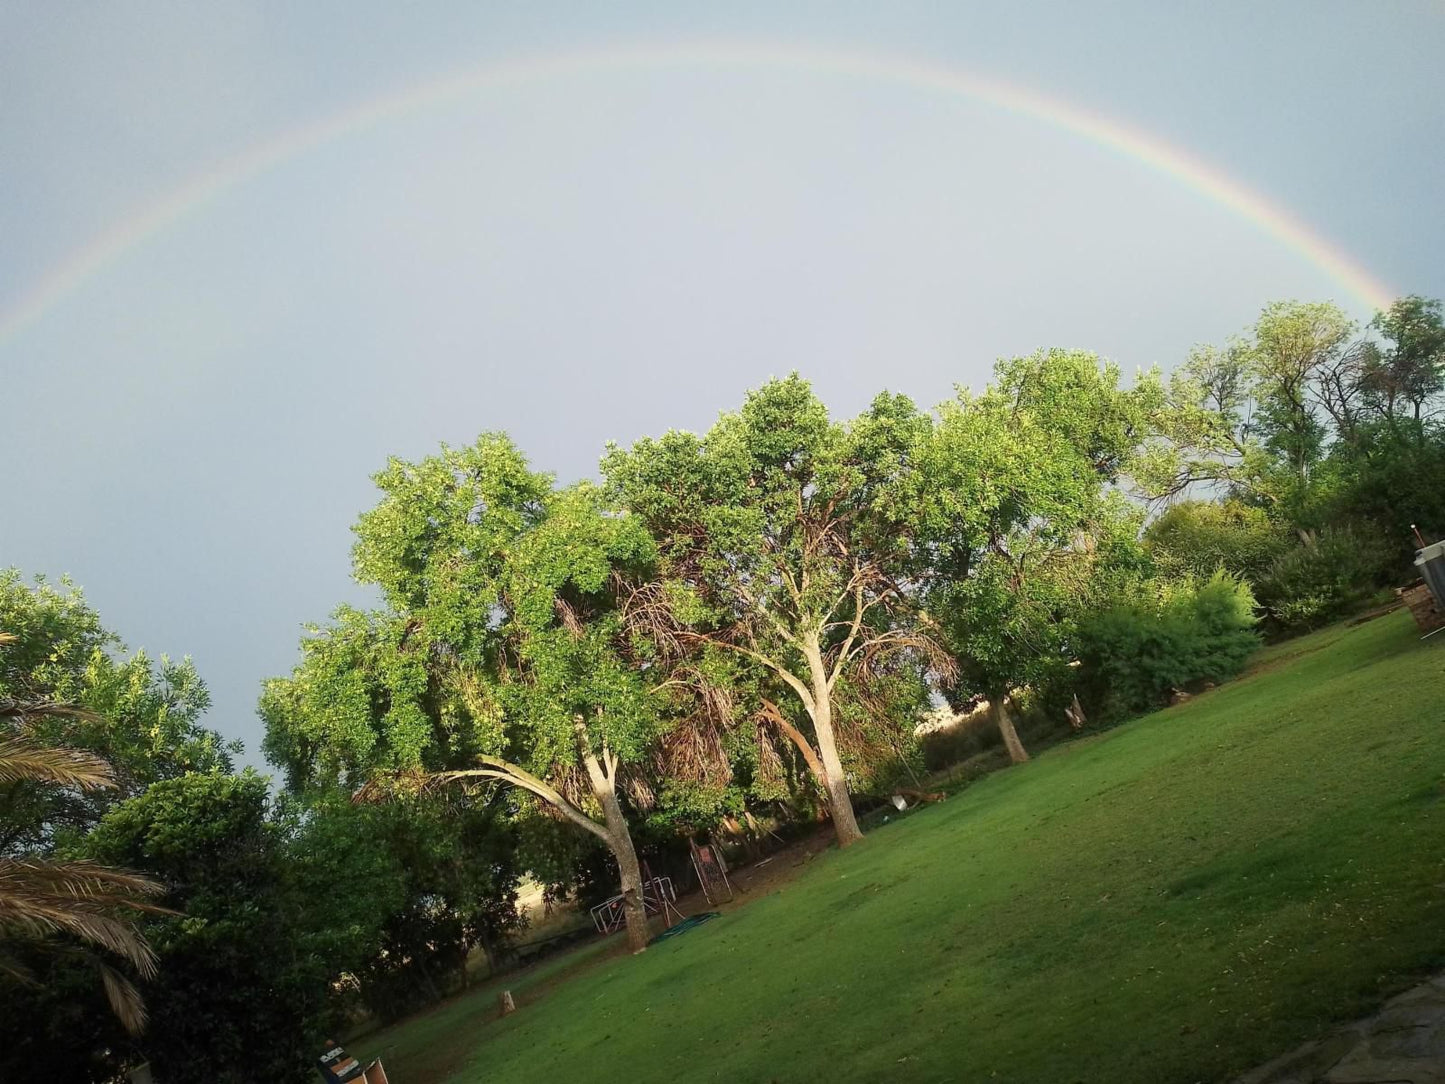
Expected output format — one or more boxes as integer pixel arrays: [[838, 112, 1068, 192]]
[[0, 41, 1396, 347]]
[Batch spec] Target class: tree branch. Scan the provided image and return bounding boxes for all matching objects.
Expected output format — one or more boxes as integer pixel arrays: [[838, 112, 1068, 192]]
[[691, 635, 816, 717], [432, 757, 610, 843], [828, 580, 868, 690], [759, 698, 826, 787]]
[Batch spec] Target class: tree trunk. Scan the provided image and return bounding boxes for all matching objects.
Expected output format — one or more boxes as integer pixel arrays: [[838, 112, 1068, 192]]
[[599, 787, 650, 953], [994, 696, 1030, 764], [761, 698, 827, 788], [802, 638, 864, 848], [475, 926, 499, 980], [575, 722, 650, 954], [452, 749, 652, 954]]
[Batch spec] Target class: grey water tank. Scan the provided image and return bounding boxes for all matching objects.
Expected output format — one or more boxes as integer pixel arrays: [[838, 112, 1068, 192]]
[[1415, 541, 1445, 607]]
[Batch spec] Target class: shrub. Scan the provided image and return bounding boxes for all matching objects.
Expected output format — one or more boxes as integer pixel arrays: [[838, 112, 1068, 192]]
[[1144, 499, 1291, 584], [1074, 573, 1259, 721], [1255, 523, 1393, 634]]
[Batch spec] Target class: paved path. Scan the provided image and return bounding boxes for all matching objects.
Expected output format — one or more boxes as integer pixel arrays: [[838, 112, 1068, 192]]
[[1236, 973, 1445, 1083]]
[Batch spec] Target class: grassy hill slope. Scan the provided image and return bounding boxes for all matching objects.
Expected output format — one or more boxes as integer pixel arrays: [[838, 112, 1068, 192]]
[[362, 611, 1445, 1083]]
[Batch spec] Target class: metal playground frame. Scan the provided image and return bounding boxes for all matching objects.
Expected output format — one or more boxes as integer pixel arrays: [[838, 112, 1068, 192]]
[[589, 875, 684, 934], [689, 841, 734, 905]]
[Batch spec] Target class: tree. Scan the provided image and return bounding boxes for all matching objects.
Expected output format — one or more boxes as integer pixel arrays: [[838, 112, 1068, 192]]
[[266, 788, 523, 1027], [1318, 422, 1445, 568], [71, 770, 393, 1084], [603, 377, 951, 848], [1248, 301, 1354, 486], [1158, 299, 1445, 511], [264, 437, 663, 952], [1155, 296, 1445, 596], [921, 351, 1160, 761], [0, 571, 235, 853], [1074, 572, 1259, 719], [1364, 296, 1445, 424]]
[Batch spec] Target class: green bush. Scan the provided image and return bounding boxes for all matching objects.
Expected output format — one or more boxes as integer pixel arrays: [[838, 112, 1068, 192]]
[[1255, 523, 1393, 634], [1075, 573, 1259, 721], [1143, 499, 1292, 583]]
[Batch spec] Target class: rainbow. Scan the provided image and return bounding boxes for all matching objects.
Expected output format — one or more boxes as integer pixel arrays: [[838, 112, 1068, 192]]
[[0, 40, 1396, 347]]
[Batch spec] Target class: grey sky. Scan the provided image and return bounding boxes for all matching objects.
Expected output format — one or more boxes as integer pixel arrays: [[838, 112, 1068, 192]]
[[2, 2, 1442, 767]]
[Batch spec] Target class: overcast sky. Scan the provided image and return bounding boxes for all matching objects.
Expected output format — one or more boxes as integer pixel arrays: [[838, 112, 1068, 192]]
[[2, 2, 1442, 767]]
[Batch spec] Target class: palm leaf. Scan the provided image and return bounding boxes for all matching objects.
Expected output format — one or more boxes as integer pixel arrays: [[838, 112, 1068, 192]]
[[0, 739, 116, 790], [98, 962, 148, 1036], [0, 858, 166, 977], [0, 676, 162, 1034], [0, 859, 165, 901], [0, 699, 107, 725]]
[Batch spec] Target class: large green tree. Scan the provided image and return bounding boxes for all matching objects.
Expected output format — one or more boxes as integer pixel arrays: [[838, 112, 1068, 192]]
[[1162, 297, 1445, 513], [1248, 300, 1355, 486], [264, 437, 664, 952], [0, 571, 235, 853], [82, 771, 391, 1084], [1363, 295, 1445, 424], [280, 792, 515, 1022], [1157, 295, 1445, 598], [921, 350, 1159, 761], [603, 376, 950, 848], [1156, 302, 1356, 512]]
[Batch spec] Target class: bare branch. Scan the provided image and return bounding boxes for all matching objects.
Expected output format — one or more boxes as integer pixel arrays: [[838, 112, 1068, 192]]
[[827, 579, 869, 691]]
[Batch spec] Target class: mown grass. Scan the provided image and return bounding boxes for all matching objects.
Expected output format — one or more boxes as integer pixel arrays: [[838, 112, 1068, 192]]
[[352, 939, 624, 1081], [364, 611, 1445, 1083]]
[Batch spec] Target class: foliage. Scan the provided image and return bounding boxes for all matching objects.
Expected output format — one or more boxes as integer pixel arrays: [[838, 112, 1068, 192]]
[[0, 570, 236, 853], [1254, 523, 1393, 633], [265, 440, 661, 793], [1153, 296, 1444, 625], [308, 794, 522, 1022], [357, 612, 1445, 1084], [1315, 420, 1445, 569], [603, 376, 948, 845], [1074, 572, 1259, 720], [1362, 295, 1445, 422], [1248, 300, 1355, 484], [0, 734, 162, 1044], [1143, 498, 1293, 583], [73, 771, 392, 1084], [263, 435, 658, 950], [0, 772, 324, 1083], [921, 351, 1161, 756]]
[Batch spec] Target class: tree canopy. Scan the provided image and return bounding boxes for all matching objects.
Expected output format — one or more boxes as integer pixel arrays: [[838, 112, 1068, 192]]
[[265, 436, 666, 951], [603, 376, 949, 846]]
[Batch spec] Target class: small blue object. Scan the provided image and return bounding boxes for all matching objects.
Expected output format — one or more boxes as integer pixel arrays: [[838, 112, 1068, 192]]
[[648, 911, 721, 944]]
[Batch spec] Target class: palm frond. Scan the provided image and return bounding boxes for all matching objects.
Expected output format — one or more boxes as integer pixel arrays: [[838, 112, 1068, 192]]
[[0, 948, 33, 986], [98, 962, 148, 1035], [0, 900, 159, 977], [0, 739, 116, 790], [0, 858, 165, 976], [0, 858, 165, 901], [0, 699, 107, 725], [0, 716, 160, 1034]]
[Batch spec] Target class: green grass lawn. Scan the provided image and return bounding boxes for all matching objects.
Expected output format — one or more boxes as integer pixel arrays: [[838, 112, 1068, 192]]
[[361, 611, 1445, 1083]]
